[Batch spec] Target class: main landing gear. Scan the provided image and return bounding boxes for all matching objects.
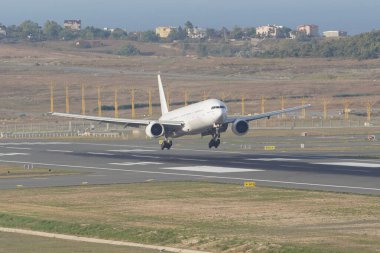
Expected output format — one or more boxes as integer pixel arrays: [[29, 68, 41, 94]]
[[209, 132, 221, 149], [161, 139, 172, 150], [209, 138, 220, 149]]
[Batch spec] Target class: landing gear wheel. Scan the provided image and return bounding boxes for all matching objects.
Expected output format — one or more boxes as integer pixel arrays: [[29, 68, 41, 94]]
[[161, 140, 173, 150], [208, 138, 220, 149], [215, 139, 220, 148]]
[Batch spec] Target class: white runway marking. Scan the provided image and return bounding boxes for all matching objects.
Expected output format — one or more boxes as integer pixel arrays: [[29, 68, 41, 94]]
[[110, 162, 163, 166], [5, 147, 32, 150], [107, 149, 156, 153], [246, 158, 300, 161], [131, 155, 160, 159], [0, 153, 29, 157], [47, 150, 73, 153], [159, 166, 264, 173], [87, 152, 114, 156], [314, 162, 380, 168], [0, 142, 71, 146], [0, 159, 379, 192]]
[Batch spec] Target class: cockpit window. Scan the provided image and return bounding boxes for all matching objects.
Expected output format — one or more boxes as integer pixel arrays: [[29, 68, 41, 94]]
[[211, 105, 226, 109]]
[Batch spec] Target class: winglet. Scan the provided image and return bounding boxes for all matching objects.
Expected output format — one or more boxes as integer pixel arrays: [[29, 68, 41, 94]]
[[158, 74, 169, 115]]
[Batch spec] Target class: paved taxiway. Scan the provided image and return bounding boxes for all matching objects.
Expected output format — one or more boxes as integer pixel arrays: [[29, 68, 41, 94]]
[[0, 140, 379, 195]]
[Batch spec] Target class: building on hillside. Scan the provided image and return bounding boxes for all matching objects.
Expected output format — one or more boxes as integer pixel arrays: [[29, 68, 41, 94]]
[[187, 27, 206, 39], [297, 24, 319, 37], [256, 25, 283, 38], [64, 20, 81, 30], [323, 30, 348, 38], [155, 26, 176, 38]]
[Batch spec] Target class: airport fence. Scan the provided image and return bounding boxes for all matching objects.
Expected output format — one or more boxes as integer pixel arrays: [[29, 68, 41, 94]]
[[0, 119, 378, 140]]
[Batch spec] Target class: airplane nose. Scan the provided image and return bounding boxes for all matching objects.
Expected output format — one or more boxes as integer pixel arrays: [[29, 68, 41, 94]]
[[215, 109, 225, 123]]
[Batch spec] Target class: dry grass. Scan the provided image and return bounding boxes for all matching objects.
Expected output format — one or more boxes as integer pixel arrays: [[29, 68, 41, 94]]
[[0, 165, 79, 178], [0, 41, 379, 122], [0, 182, 379, 252]]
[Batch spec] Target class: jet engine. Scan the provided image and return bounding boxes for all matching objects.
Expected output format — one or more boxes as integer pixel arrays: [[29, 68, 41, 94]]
[[232, 120, 249, 136], [145, 122, 165, 138]]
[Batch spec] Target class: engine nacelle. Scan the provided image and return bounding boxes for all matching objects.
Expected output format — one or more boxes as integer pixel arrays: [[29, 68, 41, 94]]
[[232, 120, 249, 136], [145, 122, 164, 138]]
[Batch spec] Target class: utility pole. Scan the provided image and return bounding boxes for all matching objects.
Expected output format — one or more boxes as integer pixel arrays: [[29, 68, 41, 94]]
[[343, 100, 351, 120], [114, 87, 119, 118], [65, 83, 70, 113], [97, 86, 102, 117], [261, 95, 265, 113], [131, 88, 135, 119], [301, 98, 306, 119], [50, 81, 54, 112], [322, 98, 329, 120], [81, 83, 86, 115], [367, 100, 375, 122]]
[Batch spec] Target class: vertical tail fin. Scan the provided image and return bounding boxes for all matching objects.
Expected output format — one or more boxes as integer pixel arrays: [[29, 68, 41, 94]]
[[158, 74, 169, 115]]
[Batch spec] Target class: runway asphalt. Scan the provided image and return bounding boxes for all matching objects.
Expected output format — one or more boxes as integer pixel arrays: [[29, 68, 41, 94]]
[[0, 139, 379, 195]]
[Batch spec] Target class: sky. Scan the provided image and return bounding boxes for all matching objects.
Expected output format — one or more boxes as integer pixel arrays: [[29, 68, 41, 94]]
[[1, 0, 380, 35]]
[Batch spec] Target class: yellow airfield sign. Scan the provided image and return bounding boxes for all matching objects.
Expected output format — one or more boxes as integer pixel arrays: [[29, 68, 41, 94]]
[[244, 181, 256, 187], [264, 146, 276, 150]]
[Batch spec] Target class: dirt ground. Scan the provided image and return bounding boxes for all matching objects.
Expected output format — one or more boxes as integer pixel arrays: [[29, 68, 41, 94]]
[[0, 41, 379, 122]]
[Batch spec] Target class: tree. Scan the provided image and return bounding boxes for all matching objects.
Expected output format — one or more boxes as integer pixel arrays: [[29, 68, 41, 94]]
[[19, 20, 41, 40], [59, 28, 79, 41], [111, 28, 127, 40], [230, 26, 244, 40], [44, 20, 62, 40], [244, 27, 256, 38], [140, 30, 159, 42], [117, 44, 140, 56], [184, 21, 194, 31], [197, 43, 208, 57], [206, 28, 218, 40], [167, 26, 187, 41]]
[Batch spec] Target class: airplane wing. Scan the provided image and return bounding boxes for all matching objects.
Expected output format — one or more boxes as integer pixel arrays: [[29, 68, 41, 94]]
[[49, 112, 184, 128], [224, 104, 311, 124]]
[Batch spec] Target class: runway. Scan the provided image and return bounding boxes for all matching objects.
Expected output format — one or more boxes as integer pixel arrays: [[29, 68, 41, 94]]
[[0, 140, 379, 195]]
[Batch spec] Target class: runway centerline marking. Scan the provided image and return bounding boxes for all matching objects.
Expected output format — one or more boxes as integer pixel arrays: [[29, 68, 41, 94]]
[[47, 149, 73, 153], [159, 166, 264, 173], [314, 162, 380, 168], [110, 162, 163, 166], [0, 153, 29, 157], [131, 155, 160, 159], [0, 159, 379, 193], [107, 149, 156, 153], [87, 152, 114, 156], [246, 158, 300, 161], [5, 147, 32, 150]]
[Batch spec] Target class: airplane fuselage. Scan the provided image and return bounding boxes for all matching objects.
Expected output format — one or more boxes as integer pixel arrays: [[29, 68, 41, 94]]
[[159, 99, 227, 138]]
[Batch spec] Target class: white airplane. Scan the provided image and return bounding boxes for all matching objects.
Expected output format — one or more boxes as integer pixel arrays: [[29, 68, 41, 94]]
[[51, 75, 311, 150]]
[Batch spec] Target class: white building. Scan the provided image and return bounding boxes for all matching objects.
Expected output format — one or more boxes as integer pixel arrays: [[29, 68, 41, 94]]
[[297, 24, 319, 37], [0, 25, 6, 37], [64, 20, 81, 30], [256, 25, 283, 38], [323, 30, 348, 38], [187, 27, 206, 39]]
